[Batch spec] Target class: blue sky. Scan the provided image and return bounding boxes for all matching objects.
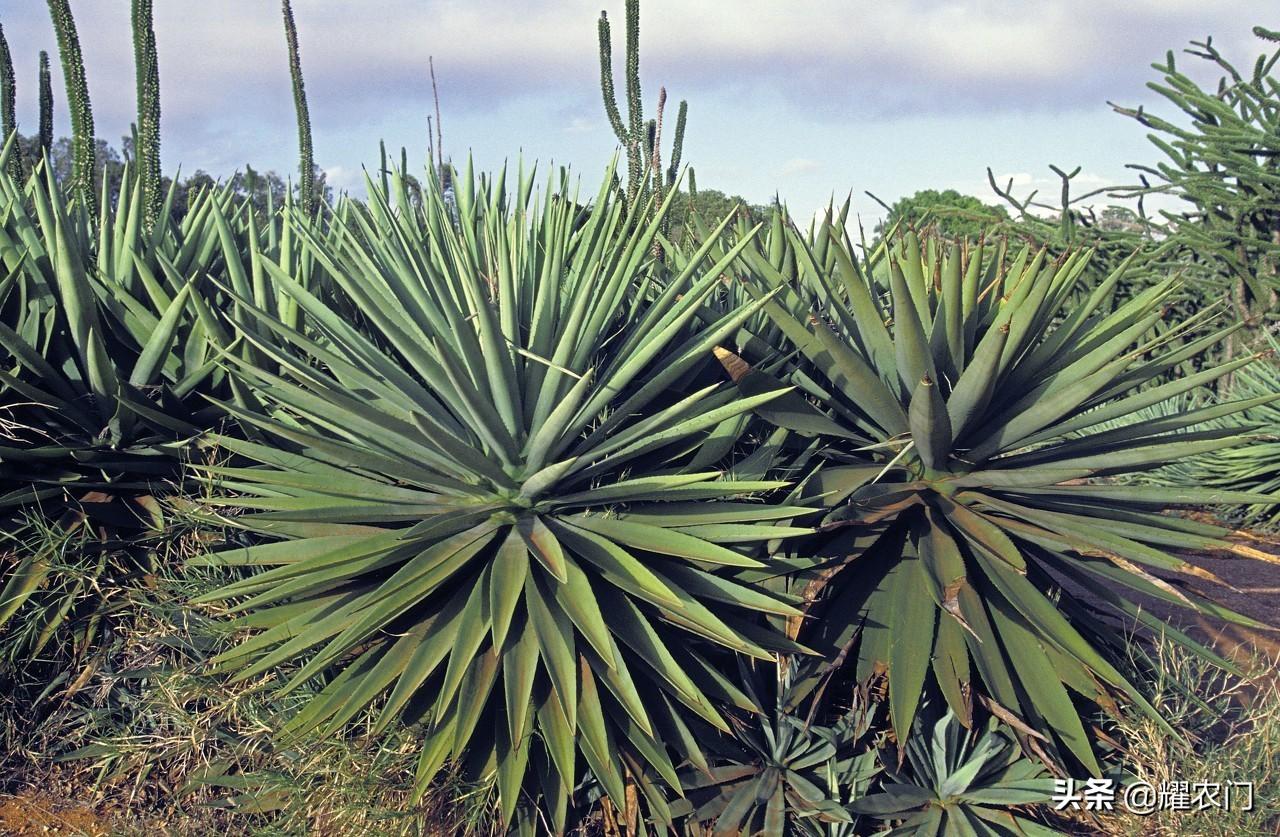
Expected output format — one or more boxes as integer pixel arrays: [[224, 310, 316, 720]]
[[3, 1, 1275, 224]]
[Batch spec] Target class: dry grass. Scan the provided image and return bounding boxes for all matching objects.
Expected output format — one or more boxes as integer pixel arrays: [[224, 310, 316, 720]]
[[0, 500, 507, 836], [2, 585, 508, 836], [4, 492, 1277, 835], [1087, 636, 1280, 837]]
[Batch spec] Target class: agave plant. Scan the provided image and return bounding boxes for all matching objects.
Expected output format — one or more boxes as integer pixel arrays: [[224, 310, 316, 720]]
[[1071, 389, 1211, 482], [1201, 344, 1280, 530], [719, 221, 1279, 775], [671, 661, 881, 836], [191, 163, 813, 829], [853, 710, 1058, 836], [0, 159, 231, 659]]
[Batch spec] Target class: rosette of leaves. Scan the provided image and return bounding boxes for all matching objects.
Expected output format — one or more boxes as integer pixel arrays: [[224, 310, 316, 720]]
[[1201, 343, 1280, 531], [191, 163, 812, 830], [720, 221, 1279, 776], [853, 710, 1059, 836], [684, 196, 888, 363], [0, 165, 227, 658], [671, 661, 881, 836]]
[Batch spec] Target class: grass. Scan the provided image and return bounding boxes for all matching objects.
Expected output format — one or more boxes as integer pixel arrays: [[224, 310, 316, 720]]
[[2, 492, 1277, 835], [0, 501, 509, 836], [1076, 635, 1280, 837], [0, 513, 96, 668]]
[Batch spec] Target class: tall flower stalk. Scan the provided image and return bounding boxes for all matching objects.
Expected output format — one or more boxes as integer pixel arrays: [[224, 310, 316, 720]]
[[597, 0, 687, 210], [38, 51, 53, 160], [281, 0, 315, 214], [131, 0, 162, 230], [0, 21, 20, 180], [47, 0, 96, 214]]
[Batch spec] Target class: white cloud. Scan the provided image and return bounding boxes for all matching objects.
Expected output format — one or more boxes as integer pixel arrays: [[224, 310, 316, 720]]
[[9, 0, 1275, 131], [992, 172, 1037, 188], [780, 157, 821, 177], [323, 164, 359, 192], [563, 116, 599, 135]]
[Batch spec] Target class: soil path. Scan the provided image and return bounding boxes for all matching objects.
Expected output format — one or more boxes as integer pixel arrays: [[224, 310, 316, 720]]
[[0, 792, 112, 836], [1081, 514, 1280, 663]]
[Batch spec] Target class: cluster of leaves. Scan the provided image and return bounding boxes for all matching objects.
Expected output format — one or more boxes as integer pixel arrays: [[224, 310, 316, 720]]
[[2, 99, 1278, 837], [1113, 27, 1280, 336], [184, 161, 819, 833], [1158, 338, 1280, 532], [165, 173, 1271, 834], [664, 187, 772, 244], [0, 139, 326, 672], [670, 664, 881, 835], [854, 710, 1057, 836], [712, 211, 1276, 777]]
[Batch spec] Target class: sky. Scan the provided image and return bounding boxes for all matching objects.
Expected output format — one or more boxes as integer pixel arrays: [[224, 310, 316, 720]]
[[2, 1, 1276, 225]]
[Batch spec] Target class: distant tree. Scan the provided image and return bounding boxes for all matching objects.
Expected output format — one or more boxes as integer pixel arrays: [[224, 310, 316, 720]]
[[231, 165, 288, 214], [878, 188, 1009, 239], [181, 164, 328, 219], [1095, 206, 1144, 234], [168, 169, 215, 217], [16, 130, 310, 225], [666, 187, 770, 239]]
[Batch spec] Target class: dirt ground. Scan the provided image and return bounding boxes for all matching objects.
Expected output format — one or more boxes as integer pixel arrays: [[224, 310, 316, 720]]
[[0, 792, 113, 836], [1186, 548, 1280, 626], [1138, 518, 1280, 661]]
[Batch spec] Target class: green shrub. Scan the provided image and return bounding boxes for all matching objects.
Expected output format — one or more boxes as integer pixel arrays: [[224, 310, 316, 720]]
[[671, 662, 881, 835], [1200, 348, 1280, 530], [191, 165, 810, 831], [853, 709, 1057, 836], [0, 165, 233, 661], [720, 219, 1275, 777], [1113, 28, 1280, 356]]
